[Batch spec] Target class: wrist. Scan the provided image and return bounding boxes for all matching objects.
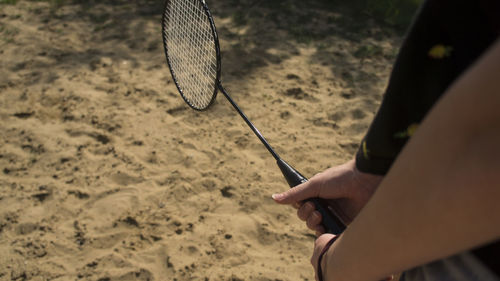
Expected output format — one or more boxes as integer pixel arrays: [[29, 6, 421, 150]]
[[317, 236, 339, 281]]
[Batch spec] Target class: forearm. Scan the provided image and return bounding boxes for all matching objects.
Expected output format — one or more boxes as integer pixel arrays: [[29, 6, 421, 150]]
[[323, 39, 500, 281]]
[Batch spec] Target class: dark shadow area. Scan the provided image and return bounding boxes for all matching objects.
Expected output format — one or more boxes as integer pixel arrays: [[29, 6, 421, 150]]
[[210, 0, 415, 81], [1, 0, 420, 94]]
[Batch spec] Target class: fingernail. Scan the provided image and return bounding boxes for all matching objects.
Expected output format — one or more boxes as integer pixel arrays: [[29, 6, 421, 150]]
[[272, 193, 283, 200]]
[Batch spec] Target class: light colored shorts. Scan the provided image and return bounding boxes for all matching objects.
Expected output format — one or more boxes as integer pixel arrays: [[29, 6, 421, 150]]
[[400, 251, 499, 281]]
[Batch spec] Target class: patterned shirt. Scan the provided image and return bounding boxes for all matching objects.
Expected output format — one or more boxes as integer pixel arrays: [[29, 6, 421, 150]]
[[354, 0, 500, 277]]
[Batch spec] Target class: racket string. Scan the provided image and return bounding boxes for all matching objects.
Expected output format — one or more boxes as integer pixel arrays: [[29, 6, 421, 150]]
[[163, 0, 218, 109]]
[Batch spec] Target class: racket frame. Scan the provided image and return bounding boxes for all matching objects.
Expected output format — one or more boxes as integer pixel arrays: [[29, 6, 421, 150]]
[[162, 0, 222, 111]]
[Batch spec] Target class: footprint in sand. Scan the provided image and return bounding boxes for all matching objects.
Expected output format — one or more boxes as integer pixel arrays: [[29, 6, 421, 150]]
[[110, 172, 144, 186]]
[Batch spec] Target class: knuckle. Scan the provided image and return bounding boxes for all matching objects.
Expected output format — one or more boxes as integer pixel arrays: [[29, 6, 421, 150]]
[[313, 211, 322, 222], [297, 207, 307, 221], [306, 220, 315, 230], [298, 203, 314, 221], [305, 201, 316, 211], [307, 212, 321, 230]]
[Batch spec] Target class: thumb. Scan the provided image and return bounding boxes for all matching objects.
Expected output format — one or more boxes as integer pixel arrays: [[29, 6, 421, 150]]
[[272, 179, 321, 205]]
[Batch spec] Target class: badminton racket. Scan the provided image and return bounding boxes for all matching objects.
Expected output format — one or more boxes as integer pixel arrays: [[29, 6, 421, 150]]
[[161, 0, 346, 234]]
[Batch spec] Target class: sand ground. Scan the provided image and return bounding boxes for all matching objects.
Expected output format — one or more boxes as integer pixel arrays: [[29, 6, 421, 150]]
[[0, 0, 402, 280]]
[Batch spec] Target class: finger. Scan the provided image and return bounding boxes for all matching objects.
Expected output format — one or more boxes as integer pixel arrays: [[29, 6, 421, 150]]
[[292, 202, 302, 209], [272, 179, 321, 205], [297, 201, 315, 221], [315, 225, 325, 236], [306, 211, 322, 231]]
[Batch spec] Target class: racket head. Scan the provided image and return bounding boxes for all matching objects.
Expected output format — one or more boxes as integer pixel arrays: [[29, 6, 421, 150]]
[[162, 0, 221, 111]]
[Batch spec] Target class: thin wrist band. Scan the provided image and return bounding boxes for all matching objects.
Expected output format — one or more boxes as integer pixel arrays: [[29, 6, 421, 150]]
[[317, 236, 339, 281]]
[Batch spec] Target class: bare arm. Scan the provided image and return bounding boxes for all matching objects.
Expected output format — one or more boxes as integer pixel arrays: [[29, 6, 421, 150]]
[[320, 38, 500, 281]]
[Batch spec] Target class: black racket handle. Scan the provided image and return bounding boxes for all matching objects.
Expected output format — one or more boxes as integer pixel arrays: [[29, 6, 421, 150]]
[[277, 158, 346, 235]]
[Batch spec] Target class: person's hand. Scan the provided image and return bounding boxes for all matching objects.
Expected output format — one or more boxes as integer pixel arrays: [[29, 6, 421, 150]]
[[272, 159, 383, 234], [312, 234, 395, 281], [311, 233, 337, 281]]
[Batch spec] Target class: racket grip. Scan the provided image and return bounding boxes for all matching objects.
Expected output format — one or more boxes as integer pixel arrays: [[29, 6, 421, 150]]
[[277, 158, 346, 235]]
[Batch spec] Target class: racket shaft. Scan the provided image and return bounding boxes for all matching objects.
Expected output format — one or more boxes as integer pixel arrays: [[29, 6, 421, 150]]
[[218, 86, 345, 234], [277, 159, 346, 234]]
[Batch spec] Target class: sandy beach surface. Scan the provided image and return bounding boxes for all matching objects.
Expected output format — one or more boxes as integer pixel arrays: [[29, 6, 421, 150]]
[[0, 0, 402, 280]]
